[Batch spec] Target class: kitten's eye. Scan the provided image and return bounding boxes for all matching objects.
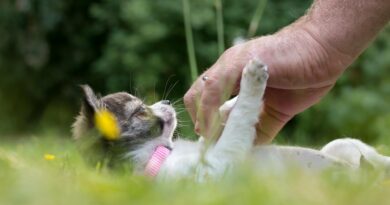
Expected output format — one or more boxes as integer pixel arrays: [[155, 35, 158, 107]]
[[128, 106, 147, 120], [134, 106, 148, 119]]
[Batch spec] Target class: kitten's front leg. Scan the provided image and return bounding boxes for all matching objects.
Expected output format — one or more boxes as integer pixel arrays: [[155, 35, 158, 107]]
[[208, 58, 268, 166]]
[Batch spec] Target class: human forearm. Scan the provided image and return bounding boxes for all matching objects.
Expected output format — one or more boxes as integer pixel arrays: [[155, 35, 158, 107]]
[[302, 0, 390, 59], [250, 0, 390, 89]]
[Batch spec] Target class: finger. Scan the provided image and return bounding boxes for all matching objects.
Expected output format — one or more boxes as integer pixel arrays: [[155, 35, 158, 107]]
[[184, 74, 207, 124], [185, 44, 246, 136], [195, 74, 224, 137], [255, 85, 334, 144], [195, 70, 238, 138], [255, 104, 293, 144]]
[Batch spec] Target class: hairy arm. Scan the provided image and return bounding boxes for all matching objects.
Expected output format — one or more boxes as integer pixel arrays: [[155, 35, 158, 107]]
[[256, 0, 390, 89], [305, 0, 390, 57]]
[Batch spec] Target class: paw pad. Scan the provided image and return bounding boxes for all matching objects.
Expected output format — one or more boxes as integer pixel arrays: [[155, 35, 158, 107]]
[[243, 58, 268, 83]]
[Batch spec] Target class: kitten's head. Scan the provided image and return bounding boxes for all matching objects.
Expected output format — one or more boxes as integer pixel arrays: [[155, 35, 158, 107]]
[[72, 85, 176, 165]]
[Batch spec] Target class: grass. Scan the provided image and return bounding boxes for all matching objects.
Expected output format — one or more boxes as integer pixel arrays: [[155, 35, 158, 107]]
[[1, 134, 390, 205], [0, 1, 388, 205], [215, 0, 225, 55], [182, 0, 198, 83], [248, 0, 268, 38]]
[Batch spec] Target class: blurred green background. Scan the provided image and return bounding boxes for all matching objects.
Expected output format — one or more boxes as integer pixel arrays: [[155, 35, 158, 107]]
[[0, 0, 389, 145]]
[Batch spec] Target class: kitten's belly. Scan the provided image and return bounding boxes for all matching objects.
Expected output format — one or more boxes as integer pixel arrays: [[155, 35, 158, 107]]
[[251, 145, 350, 172]]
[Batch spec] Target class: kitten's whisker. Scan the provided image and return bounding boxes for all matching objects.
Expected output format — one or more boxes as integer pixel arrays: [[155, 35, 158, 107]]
[[173, 98, 182, 104], [173, 105, 185, 109], [176, 112, 187, 116], [176, 123, 189, 128], [176, 124, 189, 128], [162, 75, 175, 100], [128, 74, 134, 94], [153, 82, 157, 102], [165, 80, 179, 100], [177, 121, 190, 125], [135, 88, 140, 98], [176, 121, 190, 125]]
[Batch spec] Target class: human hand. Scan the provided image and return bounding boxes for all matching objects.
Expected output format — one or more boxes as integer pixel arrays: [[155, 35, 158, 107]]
[[184, 24, 352, 143], [184, 0, 389, 143]]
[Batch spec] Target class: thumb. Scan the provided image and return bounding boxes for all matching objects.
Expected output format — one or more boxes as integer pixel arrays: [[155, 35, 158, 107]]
[[254, 105, 293, 144], [254, 85, 334, 144]]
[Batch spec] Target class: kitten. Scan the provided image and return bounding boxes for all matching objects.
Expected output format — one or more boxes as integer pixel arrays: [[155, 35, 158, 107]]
[[73, 59, 390, 180]]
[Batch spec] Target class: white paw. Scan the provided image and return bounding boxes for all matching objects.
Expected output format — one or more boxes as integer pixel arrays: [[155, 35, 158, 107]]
[[241, 58, 268, 94]]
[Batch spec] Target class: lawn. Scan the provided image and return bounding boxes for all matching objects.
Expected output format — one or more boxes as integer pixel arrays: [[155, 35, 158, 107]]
[[1, 134, 390, 205]]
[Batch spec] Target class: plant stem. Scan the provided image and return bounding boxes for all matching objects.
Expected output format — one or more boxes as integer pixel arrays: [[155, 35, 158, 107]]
[[182, 0, 198, 82], [247, 0, 267, 38], [215, 0, 224, 55]]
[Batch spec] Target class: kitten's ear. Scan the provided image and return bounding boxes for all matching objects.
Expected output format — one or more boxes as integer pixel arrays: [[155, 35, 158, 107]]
[[80, 84, 100, 120]]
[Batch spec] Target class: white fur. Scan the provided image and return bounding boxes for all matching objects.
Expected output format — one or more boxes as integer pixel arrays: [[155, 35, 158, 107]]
[[132, 59, 390, 181], [321, 138, 390, 169]]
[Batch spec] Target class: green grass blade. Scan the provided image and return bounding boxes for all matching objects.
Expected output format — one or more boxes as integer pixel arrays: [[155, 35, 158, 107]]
[[215, 0, 224, 54], [182, 0, 198, 82], [247, 0, 268, 38]]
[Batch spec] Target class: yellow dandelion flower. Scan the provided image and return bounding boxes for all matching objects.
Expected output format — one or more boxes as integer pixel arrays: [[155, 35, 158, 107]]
[[44, 154, 56, 161], [94, 109, 120, 140]]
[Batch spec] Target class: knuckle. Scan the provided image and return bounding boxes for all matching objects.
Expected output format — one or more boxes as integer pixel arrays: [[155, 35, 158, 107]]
[[203, 71, 226, 90], [183, 92, 194, 107], [203, 75, 218, 88], [221, 46, 238, 60]]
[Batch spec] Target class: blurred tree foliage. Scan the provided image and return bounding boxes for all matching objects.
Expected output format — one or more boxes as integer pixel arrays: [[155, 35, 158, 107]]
[[0, 0, 389, 145]]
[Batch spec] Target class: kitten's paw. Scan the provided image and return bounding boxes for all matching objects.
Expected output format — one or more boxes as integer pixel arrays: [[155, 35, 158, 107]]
[[241, 58, 268, 94]]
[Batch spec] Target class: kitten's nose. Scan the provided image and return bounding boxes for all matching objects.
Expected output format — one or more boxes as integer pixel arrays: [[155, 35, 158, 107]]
[[161, 100, 171, 105]]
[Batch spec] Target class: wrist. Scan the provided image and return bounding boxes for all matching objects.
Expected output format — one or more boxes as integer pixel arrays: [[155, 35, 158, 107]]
[[296, 20, 355, 79]]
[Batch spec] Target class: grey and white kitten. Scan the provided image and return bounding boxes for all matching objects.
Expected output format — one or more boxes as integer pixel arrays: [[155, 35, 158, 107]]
[[73, 59, 390, 180]]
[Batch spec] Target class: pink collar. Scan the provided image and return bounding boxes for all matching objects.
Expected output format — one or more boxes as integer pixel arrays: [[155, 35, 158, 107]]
[[144, 145, 171, 178]]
